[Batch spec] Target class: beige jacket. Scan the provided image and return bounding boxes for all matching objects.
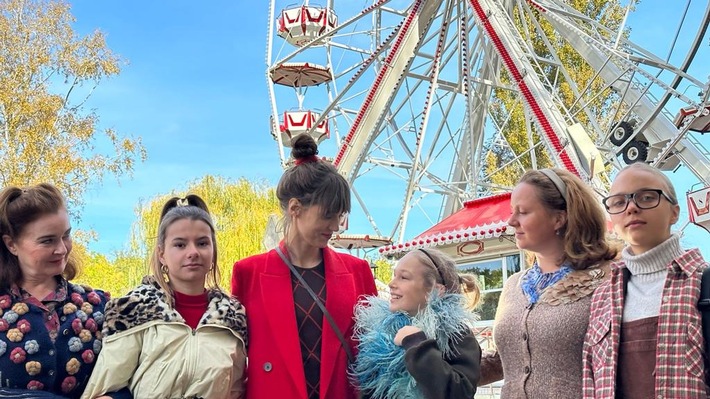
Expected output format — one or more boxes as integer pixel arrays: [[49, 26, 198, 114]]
[[480, 266, 607, 399], [81, 277, 247, 399]]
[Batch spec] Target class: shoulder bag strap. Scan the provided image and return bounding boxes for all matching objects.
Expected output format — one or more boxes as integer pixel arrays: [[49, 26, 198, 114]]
[[275, 246, 355, 364]]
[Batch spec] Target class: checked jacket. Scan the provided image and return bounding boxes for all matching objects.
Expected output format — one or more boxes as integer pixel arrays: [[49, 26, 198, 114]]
[[582, 248, 710, 399]]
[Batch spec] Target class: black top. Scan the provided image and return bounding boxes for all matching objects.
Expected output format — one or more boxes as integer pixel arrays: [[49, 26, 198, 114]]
[[402, 330, 482, 399], [291, 261, 326, 399]]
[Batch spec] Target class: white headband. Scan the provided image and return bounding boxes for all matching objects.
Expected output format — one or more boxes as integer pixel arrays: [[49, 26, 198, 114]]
[[539, 169, 568, 203]]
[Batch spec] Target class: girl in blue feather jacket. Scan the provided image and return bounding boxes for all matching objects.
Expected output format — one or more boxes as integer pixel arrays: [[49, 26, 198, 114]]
[[352, 248, 482, 399]]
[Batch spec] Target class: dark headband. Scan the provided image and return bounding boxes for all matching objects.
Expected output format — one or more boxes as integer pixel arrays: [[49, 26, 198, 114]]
[[419, 249, 445, 285]]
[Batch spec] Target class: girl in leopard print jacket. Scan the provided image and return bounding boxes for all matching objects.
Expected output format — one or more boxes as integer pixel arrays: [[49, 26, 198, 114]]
[[82, 195, 247, 399]]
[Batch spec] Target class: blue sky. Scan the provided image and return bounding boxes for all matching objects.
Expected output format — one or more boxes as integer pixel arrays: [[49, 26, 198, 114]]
[[69, 0, 710, 257]]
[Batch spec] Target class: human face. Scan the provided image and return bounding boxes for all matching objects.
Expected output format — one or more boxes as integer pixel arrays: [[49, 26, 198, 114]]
[[608, 168, 679, 254], [507, 182, 566, 254], [388, 254, 431, 316], [159, 219, 214, 294], [289, 201, 344, 249], [2, 210, 72, 285]]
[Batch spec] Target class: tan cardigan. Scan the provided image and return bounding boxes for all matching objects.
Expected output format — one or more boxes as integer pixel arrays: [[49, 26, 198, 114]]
[[480, 266, 607, 398]]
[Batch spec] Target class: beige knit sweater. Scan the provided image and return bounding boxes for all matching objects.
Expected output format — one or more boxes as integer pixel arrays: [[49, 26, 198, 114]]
[[480, 266, 607, 398]]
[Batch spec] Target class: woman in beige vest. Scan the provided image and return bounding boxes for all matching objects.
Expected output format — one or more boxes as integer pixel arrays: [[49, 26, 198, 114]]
[[480, 168, 617, 398]]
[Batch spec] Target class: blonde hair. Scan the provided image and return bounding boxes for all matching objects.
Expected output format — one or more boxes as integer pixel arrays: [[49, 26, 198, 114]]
[[519, 168, 618, 269], [617, 162, 678, 204], [407, 248, 480, 310]]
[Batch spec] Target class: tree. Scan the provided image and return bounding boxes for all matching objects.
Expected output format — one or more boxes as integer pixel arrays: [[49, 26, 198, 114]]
[[485, 0, 625, 187], [75, 176, 282, 293], [0, 0, 146, 210]]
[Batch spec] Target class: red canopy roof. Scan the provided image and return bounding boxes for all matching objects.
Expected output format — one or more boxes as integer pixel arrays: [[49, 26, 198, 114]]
[[380, 192, 512, 256]]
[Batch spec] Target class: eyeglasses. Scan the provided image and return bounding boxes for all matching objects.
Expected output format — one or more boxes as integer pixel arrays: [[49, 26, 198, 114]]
[[602, 189, 676, 214]]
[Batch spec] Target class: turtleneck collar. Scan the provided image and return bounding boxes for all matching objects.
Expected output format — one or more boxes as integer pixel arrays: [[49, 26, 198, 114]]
[[622, 234, 683, 276]]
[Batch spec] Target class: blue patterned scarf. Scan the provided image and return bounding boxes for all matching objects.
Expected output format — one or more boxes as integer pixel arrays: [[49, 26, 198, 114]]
[[520, 263, 572, 304], [350, 293, 478, 399]]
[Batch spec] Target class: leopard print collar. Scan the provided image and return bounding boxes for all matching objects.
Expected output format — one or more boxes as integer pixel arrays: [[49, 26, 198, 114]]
[[102, 276, 247, 344]]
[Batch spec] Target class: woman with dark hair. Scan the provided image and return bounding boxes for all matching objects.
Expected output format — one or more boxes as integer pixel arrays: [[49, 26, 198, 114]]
[[82, 194, 247, 399], [480, 168, 618, 398], [0, 183, 125, 398], [231, 134, 377, 399]]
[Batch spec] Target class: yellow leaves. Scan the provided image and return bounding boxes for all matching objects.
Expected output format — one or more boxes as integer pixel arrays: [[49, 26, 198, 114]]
[[486, 0, 624, 185], [0, 0, 141, 210], [74, 176, 282, 293]]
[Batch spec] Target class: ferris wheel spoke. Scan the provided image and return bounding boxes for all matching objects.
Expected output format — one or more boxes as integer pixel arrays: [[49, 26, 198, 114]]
[[268, 0, 710, 246]]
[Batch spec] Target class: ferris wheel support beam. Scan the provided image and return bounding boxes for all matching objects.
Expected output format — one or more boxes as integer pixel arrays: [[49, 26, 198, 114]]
[[334, 0, 440, 177], [534, 2, 710, 186], [443, 39, 501, 218], [467, 0, 588, 179]]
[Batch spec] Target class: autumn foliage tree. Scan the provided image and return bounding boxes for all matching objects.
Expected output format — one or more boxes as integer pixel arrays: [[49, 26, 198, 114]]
[[75, 176, 281, 293], [485, 0, 625, 187], [0, 0, 146, 210]]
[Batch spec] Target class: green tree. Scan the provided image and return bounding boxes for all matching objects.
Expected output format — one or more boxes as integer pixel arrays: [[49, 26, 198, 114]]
[[75, 176, 282, 293], [486, 0, 625, 187], [371, 257, 394, 285], [0, 0, 146, 210]]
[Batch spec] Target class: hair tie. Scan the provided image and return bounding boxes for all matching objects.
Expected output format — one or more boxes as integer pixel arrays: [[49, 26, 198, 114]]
[[294, 155, 320, 166], [176, 198, 189, 207], [539, 169, 568, 203]]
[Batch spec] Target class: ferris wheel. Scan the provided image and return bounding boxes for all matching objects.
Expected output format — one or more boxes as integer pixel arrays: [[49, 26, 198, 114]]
[[265, 0, 710, 245]]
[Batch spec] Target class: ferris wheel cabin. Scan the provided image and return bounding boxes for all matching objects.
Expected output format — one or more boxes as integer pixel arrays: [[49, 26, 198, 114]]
[[276, 5, 337, 47], [269, 62, 332, 147], [688, 186, 710, 234], [279, 110, 329, 146]]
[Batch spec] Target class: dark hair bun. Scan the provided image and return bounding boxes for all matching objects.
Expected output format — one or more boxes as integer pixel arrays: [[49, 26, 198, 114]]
[[291, 134, 318, 159]]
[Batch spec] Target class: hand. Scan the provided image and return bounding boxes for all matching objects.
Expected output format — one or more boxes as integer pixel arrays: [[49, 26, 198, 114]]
[[95, 396, 113, 399], [394, 325, 422, 346]]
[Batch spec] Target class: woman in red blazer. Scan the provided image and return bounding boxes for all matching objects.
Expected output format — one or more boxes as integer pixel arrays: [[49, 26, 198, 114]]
[[232, 134, 377, 399]]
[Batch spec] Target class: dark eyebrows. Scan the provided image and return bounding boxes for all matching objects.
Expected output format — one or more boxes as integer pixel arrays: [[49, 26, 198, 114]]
[[169, 235, 211, 242]]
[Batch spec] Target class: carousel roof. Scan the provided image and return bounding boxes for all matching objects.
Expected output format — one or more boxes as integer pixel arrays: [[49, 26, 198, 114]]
[[329, 234, 392, 250], [380, 192, 512, 256]]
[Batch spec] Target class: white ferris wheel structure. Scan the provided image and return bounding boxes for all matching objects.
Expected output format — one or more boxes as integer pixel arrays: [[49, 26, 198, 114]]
[[265, 0, 710, 251]]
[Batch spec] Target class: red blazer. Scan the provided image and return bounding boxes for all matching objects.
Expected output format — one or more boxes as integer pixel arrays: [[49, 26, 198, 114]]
[[231, 245, 377, 399]]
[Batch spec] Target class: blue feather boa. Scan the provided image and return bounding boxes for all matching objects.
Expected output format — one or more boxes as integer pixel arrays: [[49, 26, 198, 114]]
[[351, 293, 478, 399]]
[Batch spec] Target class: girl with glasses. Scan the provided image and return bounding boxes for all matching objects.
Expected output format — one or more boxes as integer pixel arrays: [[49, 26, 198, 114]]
[[583, 162, 710, 398]]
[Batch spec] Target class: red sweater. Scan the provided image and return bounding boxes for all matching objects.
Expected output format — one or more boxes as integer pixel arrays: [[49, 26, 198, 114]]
[[174, 290, 208, 329]]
